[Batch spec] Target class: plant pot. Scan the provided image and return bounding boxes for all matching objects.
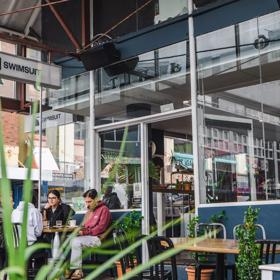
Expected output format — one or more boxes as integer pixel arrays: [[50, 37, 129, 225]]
[[115, 260, 137, 278], [183, 182, 192, 192], [186, 266, 214, 280]]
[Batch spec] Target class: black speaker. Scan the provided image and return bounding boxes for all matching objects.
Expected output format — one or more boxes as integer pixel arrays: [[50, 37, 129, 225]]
[[79, 42, 121, 70], [104, 57, 139, 76]]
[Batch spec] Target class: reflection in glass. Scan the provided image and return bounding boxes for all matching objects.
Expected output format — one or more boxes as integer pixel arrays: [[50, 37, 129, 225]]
[[94, 41, 189, 124], [33, 109, 87, 207], [100, 126, 141, 209], [197, 10, 280, 203]]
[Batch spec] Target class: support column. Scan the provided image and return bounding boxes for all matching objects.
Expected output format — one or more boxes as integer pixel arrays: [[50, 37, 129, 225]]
[[273, 141, 279, 197], [248, 128, 257, 201], [141, 123, 149, 262], [38, 87, 43, 209], [89, 0, 100, 191], [188, 0, 201, 212]]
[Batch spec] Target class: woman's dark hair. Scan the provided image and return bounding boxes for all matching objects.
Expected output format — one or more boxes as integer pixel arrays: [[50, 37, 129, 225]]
[[48, 190, 61, 199], [83, 189, 97, 199]]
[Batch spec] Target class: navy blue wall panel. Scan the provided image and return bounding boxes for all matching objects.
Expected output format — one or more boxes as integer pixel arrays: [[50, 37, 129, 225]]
[[198, 204, 280, 239], [274, 271, 280, 279], [194, 0, 280, 36]]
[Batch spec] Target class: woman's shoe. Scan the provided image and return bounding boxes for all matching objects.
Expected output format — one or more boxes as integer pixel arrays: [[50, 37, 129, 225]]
[[71, 269, 83, 280]]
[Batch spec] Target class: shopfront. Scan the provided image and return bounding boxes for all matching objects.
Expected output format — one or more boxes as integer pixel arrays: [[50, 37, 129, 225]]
[[44, 0, 280, 238], [195, 8, 280, 238], [0, 0, 277, 238], [93, 38, 193, 235]]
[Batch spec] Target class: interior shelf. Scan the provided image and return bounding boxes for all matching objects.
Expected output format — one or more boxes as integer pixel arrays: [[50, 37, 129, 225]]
[[152, 186, 194, 195]]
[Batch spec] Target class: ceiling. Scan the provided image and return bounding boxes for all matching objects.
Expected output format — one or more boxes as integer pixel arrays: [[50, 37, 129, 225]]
[[151, 116, 192, 137], [0, 0, 41, 40]]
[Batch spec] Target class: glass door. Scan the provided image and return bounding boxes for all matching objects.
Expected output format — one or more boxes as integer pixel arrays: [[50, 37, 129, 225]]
[[148, 116, 194, 237], [99, 125, 142, 211]]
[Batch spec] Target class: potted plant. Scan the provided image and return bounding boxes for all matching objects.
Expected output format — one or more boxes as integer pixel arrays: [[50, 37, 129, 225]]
[[114, 211, 143, 277], [209, 210, 227, 224], [236, 207, 261, 280], [185, 215, 214, 280]]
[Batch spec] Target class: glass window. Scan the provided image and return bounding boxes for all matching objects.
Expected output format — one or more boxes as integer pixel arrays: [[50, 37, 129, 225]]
[[94, 0, 187, 39], [33, 107, 88, 208], [0, 41, 16, 98], [26, 48, 44, 102], [46, 71, 90, 208], [197, 10, 280, 204], [155, 0, 187, 24], [100, 125, 141, 209], [94, 41, 190, 125]]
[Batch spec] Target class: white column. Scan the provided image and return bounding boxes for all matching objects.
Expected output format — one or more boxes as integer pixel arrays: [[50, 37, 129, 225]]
[[89, 0, 101, 192], [248, 128, 257, 201], [273, 141, 279, 193], [141, 123, 149, 262], [89, 70, 100, 192], [38, 87, 43, 209], [188, 0, 201, 212], [157, 193, 164, 236]]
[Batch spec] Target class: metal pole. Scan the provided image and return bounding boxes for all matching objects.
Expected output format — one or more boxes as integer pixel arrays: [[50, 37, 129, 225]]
[[38, 86, 43, 209], [141, 122, 149, 262], [188, 0, 201, 213], [273, 141, 279, 197], [89, 0, 100, 191], [89, 70, 94, 190]]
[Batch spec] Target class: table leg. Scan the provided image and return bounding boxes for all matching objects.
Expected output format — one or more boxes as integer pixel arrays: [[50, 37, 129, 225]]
[[216, 253, 225, 280], [52, 232, 60, 260]]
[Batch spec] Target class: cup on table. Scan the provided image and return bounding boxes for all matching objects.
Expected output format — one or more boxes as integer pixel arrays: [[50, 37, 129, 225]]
[[68, 220, 76, 227], [43, 220, 50, 228], [56, 220, 63, 227]]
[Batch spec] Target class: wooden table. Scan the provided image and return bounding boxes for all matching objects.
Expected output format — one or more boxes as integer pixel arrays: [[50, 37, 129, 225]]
[[171, 238, 239, 280], [43, 226, 79, 260], [43, 226, 78, 234]]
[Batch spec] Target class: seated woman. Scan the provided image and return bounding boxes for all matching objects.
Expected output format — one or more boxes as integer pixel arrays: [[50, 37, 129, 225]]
[[42, 190, 75, 227]]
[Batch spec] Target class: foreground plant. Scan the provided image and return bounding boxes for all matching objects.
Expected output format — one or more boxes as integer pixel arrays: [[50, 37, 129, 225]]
[[236, 207, 261, 280], [0, 109, 207, 280], [0, 102, 45, 280]]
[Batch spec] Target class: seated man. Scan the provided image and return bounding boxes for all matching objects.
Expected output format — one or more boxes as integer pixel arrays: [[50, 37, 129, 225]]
[[11, 196, 43, 245], [68, 189, 111, 280], [102, 185, 121, 209]]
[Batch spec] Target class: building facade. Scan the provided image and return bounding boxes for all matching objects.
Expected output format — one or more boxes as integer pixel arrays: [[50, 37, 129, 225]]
[[1, 0, 280, 237]]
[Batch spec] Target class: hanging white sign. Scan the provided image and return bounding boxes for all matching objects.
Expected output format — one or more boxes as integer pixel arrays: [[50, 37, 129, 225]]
[[0, 51, 61, 89]]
